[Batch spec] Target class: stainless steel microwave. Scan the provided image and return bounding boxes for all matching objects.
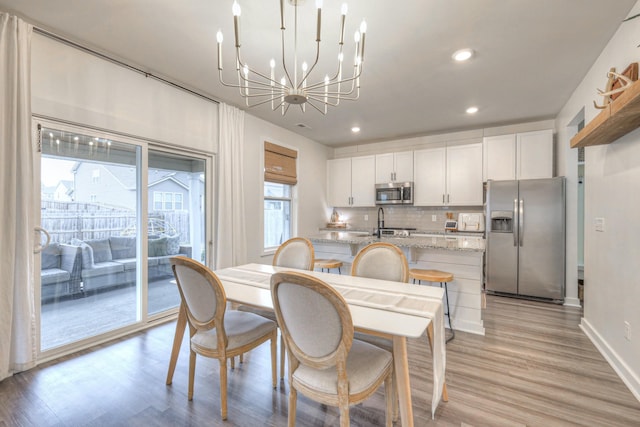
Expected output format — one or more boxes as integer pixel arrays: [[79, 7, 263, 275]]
[[375, 182, 413, 205]]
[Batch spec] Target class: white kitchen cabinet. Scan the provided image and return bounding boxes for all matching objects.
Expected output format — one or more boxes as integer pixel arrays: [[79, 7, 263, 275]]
[[327, 156, 375, 207], [375, 151, 414, 183], [414, 143, 483, 206], [483, 129, 553, 181]]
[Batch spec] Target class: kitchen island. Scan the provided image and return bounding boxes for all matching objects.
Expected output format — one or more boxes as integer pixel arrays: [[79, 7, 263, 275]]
[[307, 231, 485, 335]]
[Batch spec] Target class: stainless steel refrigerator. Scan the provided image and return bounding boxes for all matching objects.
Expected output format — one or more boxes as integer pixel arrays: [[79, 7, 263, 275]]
[[485, 177, 565, 301]]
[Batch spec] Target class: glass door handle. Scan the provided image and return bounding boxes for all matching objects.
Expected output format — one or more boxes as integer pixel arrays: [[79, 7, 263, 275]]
[[34, 226, 51, 254]]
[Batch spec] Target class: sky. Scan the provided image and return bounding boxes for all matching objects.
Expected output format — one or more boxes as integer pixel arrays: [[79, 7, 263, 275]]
[[41, 158, 75, 186]]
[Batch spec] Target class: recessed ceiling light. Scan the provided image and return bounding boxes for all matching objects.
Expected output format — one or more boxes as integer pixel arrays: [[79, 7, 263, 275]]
[[466, 106, 479, 114], [452, 48, 474, 62], [351, 127, 361, 133]]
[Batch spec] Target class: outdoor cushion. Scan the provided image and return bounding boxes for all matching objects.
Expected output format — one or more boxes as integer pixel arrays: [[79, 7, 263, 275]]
[[41, 242, 61, 270], [114, 258, 137, 271], [109, 236, 136, 259], [41, 268, 71, 285], [148, 237, 168, 257], [81, 261, 124, 278], [86, 238, 113, 263], [164, 234, 181, 255]]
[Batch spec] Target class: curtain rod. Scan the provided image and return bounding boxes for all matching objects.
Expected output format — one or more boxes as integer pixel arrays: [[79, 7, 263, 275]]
[[33, 26, 221, 106]]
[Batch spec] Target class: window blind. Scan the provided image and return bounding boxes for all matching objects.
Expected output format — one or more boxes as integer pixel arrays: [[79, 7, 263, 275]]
[[264, 141, 297, 185]]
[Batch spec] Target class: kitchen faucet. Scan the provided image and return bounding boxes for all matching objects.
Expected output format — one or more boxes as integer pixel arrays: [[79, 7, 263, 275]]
[[377, 207, 385, 238]]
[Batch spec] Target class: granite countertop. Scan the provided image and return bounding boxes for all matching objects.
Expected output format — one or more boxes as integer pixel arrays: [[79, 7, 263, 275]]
[[307, 231, 485, 252]]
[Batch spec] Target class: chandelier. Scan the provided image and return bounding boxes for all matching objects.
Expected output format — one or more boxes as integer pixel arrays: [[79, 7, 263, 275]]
[[216, 0, 367, 115]]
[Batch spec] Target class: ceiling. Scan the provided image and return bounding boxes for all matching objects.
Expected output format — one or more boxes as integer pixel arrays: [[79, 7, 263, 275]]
[[0, 0, 636, 147]]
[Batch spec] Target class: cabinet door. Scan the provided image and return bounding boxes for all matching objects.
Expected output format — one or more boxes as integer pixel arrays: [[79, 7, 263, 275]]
[[483, 134, 516, 181], [351, 155, 376, 206], [413, 147, 446, 206], [375, 153, 395, 183], [517, 129, 553, 179], [447, 143, 483, 205], [394, 151, 414, 182], [327, 158, 352, 207]]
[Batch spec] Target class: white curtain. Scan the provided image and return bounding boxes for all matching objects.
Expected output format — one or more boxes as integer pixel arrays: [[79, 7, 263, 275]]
[[0, 13, 36, 381], [215, 103, 247, 268]]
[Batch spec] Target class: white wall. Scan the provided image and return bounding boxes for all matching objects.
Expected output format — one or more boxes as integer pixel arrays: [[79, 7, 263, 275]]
[[242, 114, 332, 264], [31, 34, 218, 153], [555, 0, 640, 400]]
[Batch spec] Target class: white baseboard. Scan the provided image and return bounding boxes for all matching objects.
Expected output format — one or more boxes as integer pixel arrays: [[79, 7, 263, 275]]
[[580, 318, 640, 402], [451, 318, 485, 336], [563, 296, 581, 308]]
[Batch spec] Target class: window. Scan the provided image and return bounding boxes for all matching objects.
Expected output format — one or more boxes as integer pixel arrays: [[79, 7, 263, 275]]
[[152, 191, 184, 211], [264, 182, 292, 249], [264, 141, 297, 250], [91, 169, 100, 184]]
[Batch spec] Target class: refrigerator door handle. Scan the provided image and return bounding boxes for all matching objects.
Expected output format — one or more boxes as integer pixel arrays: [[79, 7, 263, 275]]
[[513, 198, 518, 246], [519, 199, 524, 247]]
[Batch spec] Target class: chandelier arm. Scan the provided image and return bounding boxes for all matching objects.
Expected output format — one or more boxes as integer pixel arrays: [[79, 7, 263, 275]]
[[280, 25, 294, 88], [298, 41, 322, 90], [220, 71, 286, 93], [235, 49, 285, 88], [304, 97, 329, 114], [237, 71, 287, 91], [307, 94, 338, 108], [304, 61, 363, 92]]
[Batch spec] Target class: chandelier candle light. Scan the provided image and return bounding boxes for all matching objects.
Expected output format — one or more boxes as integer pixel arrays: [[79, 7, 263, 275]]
[[216, 0, 367, 115]]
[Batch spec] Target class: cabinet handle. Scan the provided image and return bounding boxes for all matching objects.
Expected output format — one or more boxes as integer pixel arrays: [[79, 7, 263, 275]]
[[442, 194, 445, 204], [447, 194, 450, 203]]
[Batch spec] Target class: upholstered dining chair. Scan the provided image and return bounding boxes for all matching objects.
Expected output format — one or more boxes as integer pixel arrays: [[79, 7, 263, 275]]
[[350, 241, 410, 283], [169, 256, 277, 421], [236, 237, 315, 379], [350, 242, 410, 420], [271, 271, 394, 427]]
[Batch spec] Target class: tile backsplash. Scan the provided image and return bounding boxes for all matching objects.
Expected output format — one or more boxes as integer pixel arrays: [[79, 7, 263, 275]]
[[329, 206, 484, 232]]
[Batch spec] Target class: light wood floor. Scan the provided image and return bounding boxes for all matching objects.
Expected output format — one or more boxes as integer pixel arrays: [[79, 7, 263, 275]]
[[1, 295, 639, 426]]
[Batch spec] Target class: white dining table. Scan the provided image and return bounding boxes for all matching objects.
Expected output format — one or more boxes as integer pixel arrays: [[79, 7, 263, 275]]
[[166, 263, 448, 425]]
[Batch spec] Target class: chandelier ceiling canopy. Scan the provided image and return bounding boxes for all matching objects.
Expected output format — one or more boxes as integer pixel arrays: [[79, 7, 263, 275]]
[[216, 0, 367, 115]]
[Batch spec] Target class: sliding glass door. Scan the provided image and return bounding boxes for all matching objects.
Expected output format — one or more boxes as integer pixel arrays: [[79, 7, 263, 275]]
[[36, 120, 212, 354], [147, 149, 206, 316]]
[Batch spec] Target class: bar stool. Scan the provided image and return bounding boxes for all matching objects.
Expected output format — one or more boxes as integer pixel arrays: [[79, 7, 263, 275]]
[[409, 268, 455, 343], [314, 259, 343, 274]]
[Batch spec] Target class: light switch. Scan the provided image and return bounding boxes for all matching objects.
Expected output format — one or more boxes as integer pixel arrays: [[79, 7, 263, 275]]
[[364, 214, 368, 221], [432, 215, 437, 222], [594, 217, 605, 232]]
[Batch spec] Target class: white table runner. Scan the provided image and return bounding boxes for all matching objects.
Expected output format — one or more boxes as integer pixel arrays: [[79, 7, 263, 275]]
[[215, 263, 446, 418]]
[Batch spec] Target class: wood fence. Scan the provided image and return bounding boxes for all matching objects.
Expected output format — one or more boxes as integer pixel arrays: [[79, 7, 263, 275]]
[[41, 201, 191, 244]]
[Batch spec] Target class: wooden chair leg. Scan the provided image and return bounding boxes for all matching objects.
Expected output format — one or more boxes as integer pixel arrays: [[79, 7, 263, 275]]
[[219, 358, 228, 420], [385, 374, 393, 427], [188, 350, 196, 401], [280, 334, 286, 379], [230, 356, 235, 369], [239, 353, 244, 363], [288, 387, 297, 427], [271, 332, 277, 388]]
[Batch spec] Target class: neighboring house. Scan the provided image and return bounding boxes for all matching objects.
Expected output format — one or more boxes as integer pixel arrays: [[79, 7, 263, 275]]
[[41, 184, 56, 201], [72, 162, 203, 211], [53, 180, 73, 201]]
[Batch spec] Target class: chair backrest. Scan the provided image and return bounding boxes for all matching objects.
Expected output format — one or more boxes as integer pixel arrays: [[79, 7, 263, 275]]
[[271, 271, 352, 369], [170, 256, 226, 336], [351, 242, 410, 283], [273, 237, 315, 270]]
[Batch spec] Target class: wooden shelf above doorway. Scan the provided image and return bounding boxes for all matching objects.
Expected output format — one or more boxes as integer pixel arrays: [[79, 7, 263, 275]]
[[571, 79, 640, 148]]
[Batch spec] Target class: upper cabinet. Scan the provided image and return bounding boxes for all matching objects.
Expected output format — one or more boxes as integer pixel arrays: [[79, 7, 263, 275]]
[[483, 129, 553, 181], [414, 143, 483, 206], [375, 151, 414, 183], [327, 156, 376, 207]]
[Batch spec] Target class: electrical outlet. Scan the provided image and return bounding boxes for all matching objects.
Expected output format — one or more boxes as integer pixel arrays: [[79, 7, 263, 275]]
[[364, 214, 368, 221], [595, 217, 605, 232], [432, 215, 437, 222], [624, 321, 631, 341]]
